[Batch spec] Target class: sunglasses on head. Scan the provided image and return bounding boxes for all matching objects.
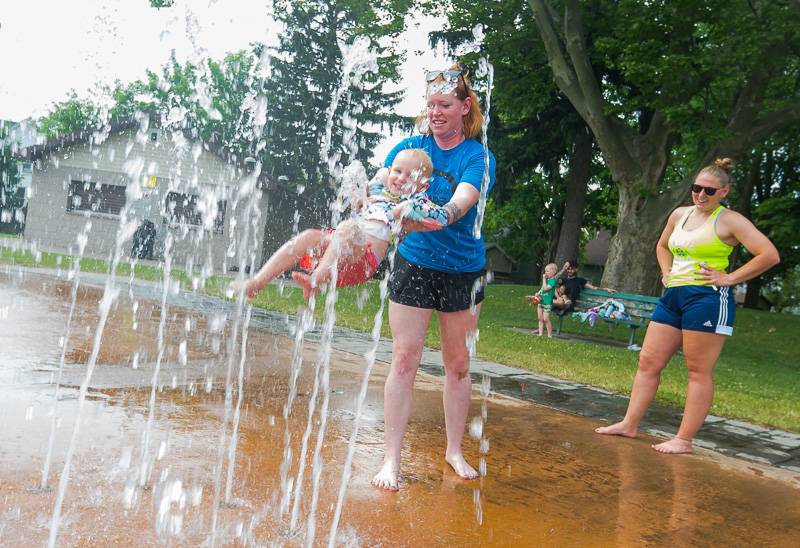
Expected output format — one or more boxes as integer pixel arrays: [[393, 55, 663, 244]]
[[691, 184, 719, 196], [425, 69, 463, 82]]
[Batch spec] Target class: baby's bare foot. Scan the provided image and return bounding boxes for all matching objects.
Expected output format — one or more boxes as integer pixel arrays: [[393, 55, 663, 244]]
[[291, 271, 317, 301], [229, 279, 260, 299]]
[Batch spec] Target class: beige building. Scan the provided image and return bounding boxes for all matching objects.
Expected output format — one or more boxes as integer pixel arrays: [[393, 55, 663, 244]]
[[18, 116, 298, 275]]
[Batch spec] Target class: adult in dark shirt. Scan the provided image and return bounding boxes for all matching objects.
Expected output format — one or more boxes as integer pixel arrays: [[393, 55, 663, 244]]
[[554, 261, 614, 311]]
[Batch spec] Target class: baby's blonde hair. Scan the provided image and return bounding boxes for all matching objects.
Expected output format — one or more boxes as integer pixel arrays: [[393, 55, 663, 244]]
[[395, 148, 433, 183]]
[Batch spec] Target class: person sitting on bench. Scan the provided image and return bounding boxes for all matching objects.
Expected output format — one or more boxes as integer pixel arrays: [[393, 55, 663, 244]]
[[554, 261, 615, 312]]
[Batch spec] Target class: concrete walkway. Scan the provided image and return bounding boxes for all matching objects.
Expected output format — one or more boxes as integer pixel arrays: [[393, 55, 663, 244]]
[[10, 265, 800, 476], [305, 313, 800, 475]]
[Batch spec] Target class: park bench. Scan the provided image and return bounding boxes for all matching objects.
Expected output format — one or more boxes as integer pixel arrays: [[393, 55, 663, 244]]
[[555, 288, 660, 350]]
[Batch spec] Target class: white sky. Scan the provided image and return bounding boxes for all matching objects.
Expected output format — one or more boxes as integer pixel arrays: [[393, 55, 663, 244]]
[[0, 0, 447, 164]]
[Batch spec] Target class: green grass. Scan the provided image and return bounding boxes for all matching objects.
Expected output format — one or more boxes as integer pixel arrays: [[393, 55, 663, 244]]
[[0, 247, 191, 284], [0, 232, 22, 239], [479, 285, 800, 431], [238, 280, 800, 432], [3, 244, 798, 431]]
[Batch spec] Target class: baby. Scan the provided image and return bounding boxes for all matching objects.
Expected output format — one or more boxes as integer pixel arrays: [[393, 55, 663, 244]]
[[231, 149, 449, 300]]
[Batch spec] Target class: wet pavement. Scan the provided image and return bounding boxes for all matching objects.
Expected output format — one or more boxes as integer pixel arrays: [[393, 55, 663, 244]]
[[1, 267, 799, 546]]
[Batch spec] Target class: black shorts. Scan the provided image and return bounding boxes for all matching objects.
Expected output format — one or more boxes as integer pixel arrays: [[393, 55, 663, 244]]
[[388, 252, 486, 312]]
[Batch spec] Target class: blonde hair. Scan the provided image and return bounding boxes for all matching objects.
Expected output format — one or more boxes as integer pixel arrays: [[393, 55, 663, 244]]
[[395, 148, 433, 181], [416, 63, 485, 139], [698, 158, 735, 186]]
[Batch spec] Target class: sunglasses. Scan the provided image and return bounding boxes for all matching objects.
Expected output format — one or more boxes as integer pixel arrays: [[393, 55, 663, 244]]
[[691, 184, 719, 196], [425, 70, 463, 82]]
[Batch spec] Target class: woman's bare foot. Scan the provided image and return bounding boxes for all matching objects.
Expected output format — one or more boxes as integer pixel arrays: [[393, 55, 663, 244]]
[[371, 461, 400, 491], [445, 453, 478, 480], [291, 271, 318, 301], [652, 437, 693, 454], [594, 421, 638, 438]]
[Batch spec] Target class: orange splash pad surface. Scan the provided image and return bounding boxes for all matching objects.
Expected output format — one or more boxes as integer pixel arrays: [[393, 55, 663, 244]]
[[1, 273, 799, 546]]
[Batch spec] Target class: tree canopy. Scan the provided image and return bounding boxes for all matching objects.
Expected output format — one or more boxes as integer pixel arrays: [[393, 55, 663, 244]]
[[0, 122, 22, 211], [528, 0, 800, 293], [37, 0, 415, 226]]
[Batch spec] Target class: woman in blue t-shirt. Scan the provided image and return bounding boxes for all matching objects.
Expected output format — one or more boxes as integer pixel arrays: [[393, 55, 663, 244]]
[[371, 65, 496, 491]]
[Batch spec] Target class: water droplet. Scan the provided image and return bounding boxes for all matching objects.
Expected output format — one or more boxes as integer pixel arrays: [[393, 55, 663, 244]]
[[469, 416, 483, 439]]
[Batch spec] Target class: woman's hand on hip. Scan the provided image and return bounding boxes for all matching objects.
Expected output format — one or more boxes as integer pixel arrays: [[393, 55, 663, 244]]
[[697, 263, 733, 287]]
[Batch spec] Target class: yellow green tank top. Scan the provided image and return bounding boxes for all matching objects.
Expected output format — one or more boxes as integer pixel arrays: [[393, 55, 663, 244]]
[[667, 205, 734, 288]]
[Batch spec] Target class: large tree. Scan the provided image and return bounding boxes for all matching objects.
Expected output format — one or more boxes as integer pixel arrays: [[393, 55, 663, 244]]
[[529, 0, 800, 294], [431, 0, 616, 274], [38, 92, 101, 140], [0, 122, 22, 213], [262, 0, 412, 215], [736, 131, 800, 310]]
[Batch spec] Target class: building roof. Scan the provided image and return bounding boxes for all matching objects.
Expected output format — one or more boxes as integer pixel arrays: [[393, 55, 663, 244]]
[[485, 242, 517, 266], [13, 114, 282, 192]]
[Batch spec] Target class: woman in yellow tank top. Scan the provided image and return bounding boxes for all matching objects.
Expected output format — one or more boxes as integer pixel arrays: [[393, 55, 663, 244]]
[[596, 158, 780, 454]]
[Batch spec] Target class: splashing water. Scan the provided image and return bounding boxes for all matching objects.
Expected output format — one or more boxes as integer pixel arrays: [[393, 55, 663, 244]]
[[472, 57, 494, 239], [139, 231, 174, 489], [48, 180, 144, 547], [4, 9, 422, 546], [327, 260, 393, 546], [461, 23, 494, 526], [40, 221, 92, 491]]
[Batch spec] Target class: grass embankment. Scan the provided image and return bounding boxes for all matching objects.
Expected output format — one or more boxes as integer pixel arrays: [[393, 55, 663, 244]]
[[0, 246, 192, 284], [3, 245, 798, 432]]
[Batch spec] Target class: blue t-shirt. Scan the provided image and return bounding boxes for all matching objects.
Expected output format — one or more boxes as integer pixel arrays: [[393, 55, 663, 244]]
[[384, 135, 496, 273]]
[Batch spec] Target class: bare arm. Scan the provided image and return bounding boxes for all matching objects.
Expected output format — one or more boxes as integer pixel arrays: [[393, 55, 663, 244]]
[[402, 182, 479, 233], [584, 280, 616, 293], [700, 210, 780, 286], [656, 207, 684, 287]]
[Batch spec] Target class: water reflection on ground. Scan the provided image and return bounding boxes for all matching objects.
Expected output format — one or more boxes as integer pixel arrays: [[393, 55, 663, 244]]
[[1, 271, 798, 546]]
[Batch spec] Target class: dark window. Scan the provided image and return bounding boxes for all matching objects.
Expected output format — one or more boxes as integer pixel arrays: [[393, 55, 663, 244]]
[[67, 181, 127, 215], [164, 191, 226, 234]]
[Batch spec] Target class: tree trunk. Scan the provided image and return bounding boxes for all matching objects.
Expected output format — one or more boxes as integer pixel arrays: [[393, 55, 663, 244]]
[[601, 185, 670, 295], [729, 153, 760, 276], [555, 127, 592, 266], [744, 276, 763, 309], [529, 0, 800, 296]]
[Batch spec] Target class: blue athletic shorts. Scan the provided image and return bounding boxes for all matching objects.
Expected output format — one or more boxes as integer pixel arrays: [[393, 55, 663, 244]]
[[651, 285, 735, 336]]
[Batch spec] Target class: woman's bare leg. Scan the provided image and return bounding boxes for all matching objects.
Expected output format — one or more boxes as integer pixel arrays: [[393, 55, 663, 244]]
[[652, 330, 726, 454], [371, 301, 432, 491], [595, 321, 682, 437], [230, 228, 327, 298], [438, 303, 481, 480]]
